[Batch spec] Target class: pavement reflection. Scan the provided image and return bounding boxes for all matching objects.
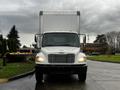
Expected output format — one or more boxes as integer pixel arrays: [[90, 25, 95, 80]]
[[35, 75, 87, 90], [0, 61, 120, 90]]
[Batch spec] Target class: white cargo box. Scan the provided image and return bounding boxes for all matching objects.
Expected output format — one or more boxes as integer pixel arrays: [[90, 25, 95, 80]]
[[39, 11, 80, 34]]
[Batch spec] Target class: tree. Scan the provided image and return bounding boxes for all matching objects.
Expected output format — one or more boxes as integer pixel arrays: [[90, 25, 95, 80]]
[[22, 45, 28, 48], [7, 25, 21, 52], [94, 31, 120, 54], [94, 34, 107, 44], [2, 39, 7, 56], [93, 34, 108, 54], [105, 31, 120, 54], [116, 32, 120, 53], [0, 34, 3, 53], [0, 34, 7, 56]]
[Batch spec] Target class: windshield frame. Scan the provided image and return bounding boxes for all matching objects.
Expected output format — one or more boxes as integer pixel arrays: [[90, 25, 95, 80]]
[[42, 32, 80, 47]]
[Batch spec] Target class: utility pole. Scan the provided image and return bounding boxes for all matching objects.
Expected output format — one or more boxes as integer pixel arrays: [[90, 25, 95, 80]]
[[87, 34, 89, 43], [0, 30, 2, 35]]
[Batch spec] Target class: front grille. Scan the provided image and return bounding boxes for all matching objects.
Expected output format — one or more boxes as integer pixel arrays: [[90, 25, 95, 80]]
[[48, 54, 75, 63]]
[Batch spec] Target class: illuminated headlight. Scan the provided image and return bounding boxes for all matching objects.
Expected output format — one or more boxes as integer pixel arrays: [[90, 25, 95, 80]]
[[78, 57, 86, 62], [35, 56, 44, 62]]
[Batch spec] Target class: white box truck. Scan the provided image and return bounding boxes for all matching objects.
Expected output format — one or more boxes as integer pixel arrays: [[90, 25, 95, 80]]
[[35, 11, 87, 83]]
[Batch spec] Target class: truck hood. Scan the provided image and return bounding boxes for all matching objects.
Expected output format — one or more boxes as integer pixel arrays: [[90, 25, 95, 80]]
[[41, 47, 80, 55]]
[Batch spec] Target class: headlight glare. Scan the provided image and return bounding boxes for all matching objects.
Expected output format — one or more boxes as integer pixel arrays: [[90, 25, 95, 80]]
[[35, 56, 44, 62], [78, 57, 86, 62]]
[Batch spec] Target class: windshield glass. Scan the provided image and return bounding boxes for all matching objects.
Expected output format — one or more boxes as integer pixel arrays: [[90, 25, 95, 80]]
[[42, 33, 80, 47]]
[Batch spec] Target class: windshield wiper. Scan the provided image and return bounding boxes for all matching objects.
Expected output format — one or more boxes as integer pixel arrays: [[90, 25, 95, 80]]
[[43, 44, 54, 47], [43, 44, 75, 47]]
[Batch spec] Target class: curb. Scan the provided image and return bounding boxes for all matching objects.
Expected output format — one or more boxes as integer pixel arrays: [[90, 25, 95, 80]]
[[0, 79, 8, 84], [8, 69, 35, 81], [0, 69, 35, 84]]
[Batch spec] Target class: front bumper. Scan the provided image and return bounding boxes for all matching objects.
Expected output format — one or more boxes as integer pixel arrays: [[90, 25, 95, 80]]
[[35, 64, 87, 74]]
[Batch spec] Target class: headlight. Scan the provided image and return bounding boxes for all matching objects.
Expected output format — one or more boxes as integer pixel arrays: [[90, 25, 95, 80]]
[[35, 56, 44, 62], [78, 57, 86, 62]]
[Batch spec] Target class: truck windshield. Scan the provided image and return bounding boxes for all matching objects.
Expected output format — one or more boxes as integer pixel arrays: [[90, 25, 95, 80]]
[[42, 33, 80, 47]]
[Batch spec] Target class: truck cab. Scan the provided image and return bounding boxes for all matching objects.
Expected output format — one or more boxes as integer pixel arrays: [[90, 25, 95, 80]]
[[35, 11, 87, 83]]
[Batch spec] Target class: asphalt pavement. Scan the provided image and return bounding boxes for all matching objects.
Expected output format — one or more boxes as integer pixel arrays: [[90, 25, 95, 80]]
[[0, 60, 120, 90]]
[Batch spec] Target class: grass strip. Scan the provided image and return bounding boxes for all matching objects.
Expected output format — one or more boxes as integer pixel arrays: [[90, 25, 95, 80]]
[[0, 58, 35, 78], [87, 55, 120, 63]]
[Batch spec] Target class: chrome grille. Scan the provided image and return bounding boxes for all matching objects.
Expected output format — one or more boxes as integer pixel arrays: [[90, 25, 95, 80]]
[[48, 54, 75, 63]]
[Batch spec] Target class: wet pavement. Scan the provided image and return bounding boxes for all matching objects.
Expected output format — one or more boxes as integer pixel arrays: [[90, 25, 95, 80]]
[[0, 60, 120, 90]]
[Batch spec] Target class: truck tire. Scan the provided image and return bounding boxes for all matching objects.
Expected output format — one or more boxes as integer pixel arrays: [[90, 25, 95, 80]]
[[78, 70, 87, 82], [35, 69, 43, 83]]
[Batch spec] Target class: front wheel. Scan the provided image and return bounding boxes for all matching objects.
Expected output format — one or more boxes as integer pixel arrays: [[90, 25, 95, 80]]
[[35, 69, 43, 83], [78, 70, 87, 82]]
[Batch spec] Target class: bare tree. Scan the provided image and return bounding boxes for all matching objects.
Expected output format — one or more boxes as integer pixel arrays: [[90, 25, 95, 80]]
[[105, 31, 120, 53], [116, 32, 120, 53]]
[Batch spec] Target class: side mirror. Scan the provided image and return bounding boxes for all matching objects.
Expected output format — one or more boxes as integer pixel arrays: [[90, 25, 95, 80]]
[[83, 36, 86, 44], [34, 34, 42, 49], [34, 35, 37, 42]]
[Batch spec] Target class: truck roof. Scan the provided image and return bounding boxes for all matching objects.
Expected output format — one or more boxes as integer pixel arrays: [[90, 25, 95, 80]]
[[40, 11, 80, 15]]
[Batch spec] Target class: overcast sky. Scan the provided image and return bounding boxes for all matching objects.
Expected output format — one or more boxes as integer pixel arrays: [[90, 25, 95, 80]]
[[0, 0, 120, 46]]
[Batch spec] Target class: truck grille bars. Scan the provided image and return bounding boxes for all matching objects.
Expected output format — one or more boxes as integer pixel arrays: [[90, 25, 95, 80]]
[[48, 54, 75, 63]]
